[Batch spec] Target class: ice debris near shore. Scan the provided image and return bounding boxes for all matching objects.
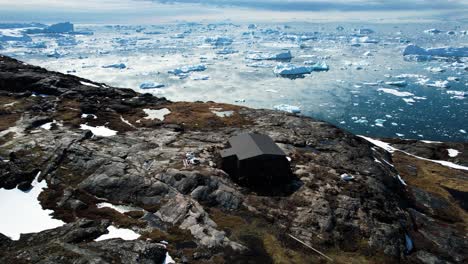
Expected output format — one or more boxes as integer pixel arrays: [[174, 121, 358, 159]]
[[140, 82, 165, 89], [168, 64, 206, 76], [246, 50, 292, 60], [403, 45, 468, 57], [274, 61, 329, 76], [102, 63, 126, 69], [274, 104, 301, 114]]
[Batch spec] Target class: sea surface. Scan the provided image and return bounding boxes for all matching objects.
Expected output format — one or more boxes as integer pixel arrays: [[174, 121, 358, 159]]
[[1, 21, 467, 142]]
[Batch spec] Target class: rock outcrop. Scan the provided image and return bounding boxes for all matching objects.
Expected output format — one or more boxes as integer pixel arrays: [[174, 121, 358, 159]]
[[0, 55, 466, 263]]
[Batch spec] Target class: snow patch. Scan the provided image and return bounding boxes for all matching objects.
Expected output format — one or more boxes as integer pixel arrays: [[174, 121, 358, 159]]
[[0, 172, 64, 240], [79, 124, 117, 137], [143, 108, 171, 121], [447, 149, 460, 158], [95, 226, 140, 241]]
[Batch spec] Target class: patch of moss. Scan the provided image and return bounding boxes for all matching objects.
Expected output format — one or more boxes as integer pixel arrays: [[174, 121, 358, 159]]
[[393, 151, 468, 226], [160, 102, 252, 130]]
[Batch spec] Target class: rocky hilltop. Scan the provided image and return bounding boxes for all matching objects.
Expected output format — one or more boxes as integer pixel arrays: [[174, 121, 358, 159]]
[[0, 55, 466, 264]]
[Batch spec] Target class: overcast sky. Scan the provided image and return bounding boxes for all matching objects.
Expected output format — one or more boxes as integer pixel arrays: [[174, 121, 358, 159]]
[[0, 0, 466, 23]]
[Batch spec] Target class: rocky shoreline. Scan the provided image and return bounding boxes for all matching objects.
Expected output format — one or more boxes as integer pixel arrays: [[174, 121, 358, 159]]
[[0, 55, 466, 263]]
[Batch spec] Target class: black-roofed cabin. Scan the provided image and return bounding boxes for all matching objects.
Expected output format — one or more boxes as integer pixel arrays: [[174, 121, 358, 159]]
[[220, 133, 291, 186]]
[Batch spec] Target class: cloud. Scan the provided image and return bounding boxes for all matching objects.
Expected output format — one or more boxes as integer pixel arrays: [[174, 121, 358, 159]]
[[0, 0, 465, 23], [154, 0, 467, 11]]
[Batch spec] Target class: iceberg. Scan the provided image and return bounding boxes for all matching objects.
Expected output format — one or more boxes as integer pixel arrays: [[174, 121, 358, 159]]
[[102, 63, 126, 69], [424, 28, 442, 34], [205, 36, 233, 46], [26, 22, 74, 34], [359, 28, 374, 34], [403, 45, 468, 57], [274, 104, 301, 114], [140, 82, 165, 89], [246, 50, 292, 61], [168, 64, 206, 75], [304, 61, 329, 71], [274, 63, 313, 76]]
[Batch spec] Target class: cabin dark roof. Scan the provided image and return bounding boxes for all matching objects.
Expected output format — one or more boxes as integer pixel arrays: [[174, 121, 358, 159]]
[[220, 133, 286, 161]]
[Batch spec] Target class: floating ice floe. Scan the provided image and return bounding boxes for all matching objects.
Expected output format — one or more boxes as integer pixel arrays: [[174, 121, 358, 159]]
[[140, 82, 165, 89], [205, 36, 233, 46], [79, 124, 117, 137], [0, 172, 64, 240], [143, 108, 171, 121], [303, 61, 329, 71], [377, 88, 414, 97], [403, 45, 468, 57], [446, 90, 466, 99], [447, 149, 460, 158], [424, 28, 442, 34], [374, 119, 386, 127], [168, 64, 206, 75], [426, 80, 450, 88], [460, 129, 467, 134], [95, 226, 140, 241], [274, 104, 301, 114], [102, 63, 126, 69], [246, 50, 292, 61], [385, 81, 407, 87]]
